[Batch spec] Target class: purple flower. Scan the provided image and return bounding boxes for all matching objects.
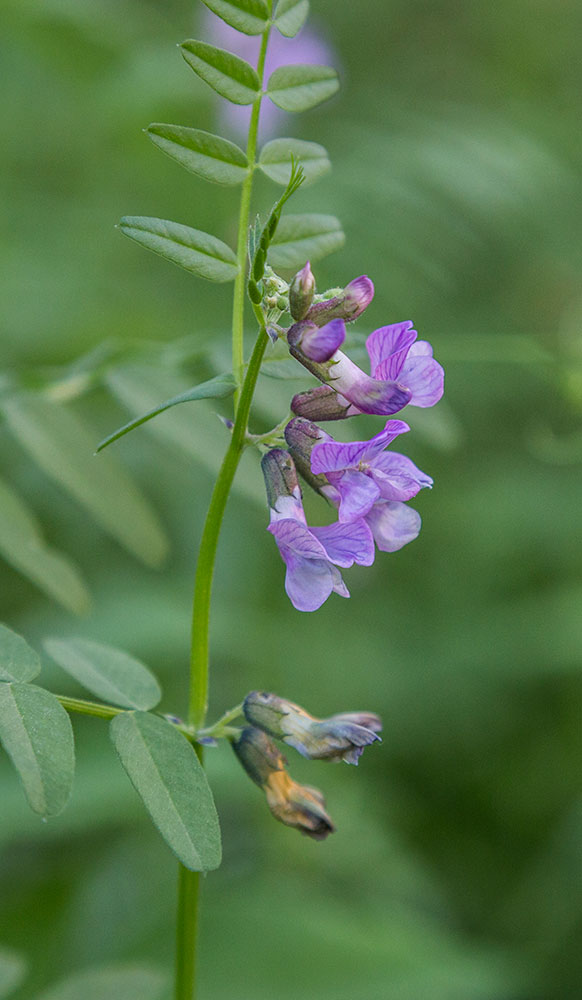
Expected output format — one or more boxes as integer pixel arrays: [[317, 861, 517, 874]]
[[285, 417, 429, 554], [243, 691, 382, 765], [311, 419, 433, 521], [306, 275, 375, 325], [287, 317, 346, 362], [290, 318, 443, 421], [202, 11, 336, 141], [289, 343, 413, 417], [366, 322, 444, 408], [262, 449, 374, 612]]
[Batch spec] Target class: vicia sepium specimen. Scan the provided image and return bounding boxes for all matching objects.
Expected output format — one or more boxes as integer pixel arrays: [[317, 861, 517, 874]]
[[1, 6, 445, 1000]]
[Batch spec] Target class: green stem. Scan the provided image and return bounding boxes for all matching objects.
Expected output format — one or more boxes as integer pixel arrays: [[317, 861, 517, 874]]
[[55, 693, 123, 720], [231, 9, 272, 409], [176, 326, 269, 1000], [55, 694, 197, 742], [175, 329, 268, 1000], [188, 326, 269, 730], [176, 11, 273, 996]]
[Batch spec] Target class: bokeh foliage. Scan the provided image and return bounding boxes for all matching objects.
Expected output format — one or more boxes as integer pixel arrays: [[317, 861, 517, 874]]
[[1, 0, 582, 997]]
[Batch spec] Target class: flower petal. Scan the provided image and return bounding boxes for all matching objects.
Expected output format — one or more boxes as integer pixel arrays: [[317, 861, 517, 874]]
[[366, 323, 416, 378], [370, 452, 433, 501], [377, 353, 444, 408], [312, 517, 375, 567], [284, 555, 336, 612], [329, 352, 412, 415], [365, 501, 421, 552], [301, 318, 346, 362], [268, 518, 328, 560], [329, 469, 381, 521], [310, 419, 410, 474], [311, 438, 371, 474]]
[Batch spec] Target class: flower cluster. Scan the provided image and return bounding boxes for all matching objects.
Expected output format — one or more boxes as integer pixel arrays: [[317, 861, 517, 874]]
[[262, 264, 444, 612], [232, 691, 382, 838]]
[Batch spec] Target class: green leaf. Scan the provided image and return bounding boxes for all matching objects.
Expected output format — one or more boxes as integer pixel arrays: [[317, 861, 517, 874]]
[[110, 711, 222, 872], [1, 395, 168, 568], [36, 965, 169, 1000], [180, 40, 260, 105], [0, 947, 27, 1000], [0, 683, 74, 817], [259, 137, 330, 186], [0, 476, 90, 615], [274, 0, 309, 37], [267, 64, 339, 112], [43, 638, 161, 711], [268, 213, 345, 269], [119, 217, 238, 283], [96, 373, 236, 452], [146, 124, 249, 185], [201, 0, 269, 35], [105, 366, 265, 508], [0, 626, 40, 684]]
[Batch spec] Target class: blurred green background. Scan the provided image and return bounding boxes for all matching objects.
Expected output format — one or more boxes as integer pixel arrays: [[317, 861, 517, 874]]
[[1, 0, 582, 997]]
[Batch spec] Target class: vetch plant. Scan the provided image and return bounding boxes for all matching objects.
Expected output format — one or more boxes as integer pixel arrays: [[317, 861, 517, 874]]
[[0, 2, 444, 997]]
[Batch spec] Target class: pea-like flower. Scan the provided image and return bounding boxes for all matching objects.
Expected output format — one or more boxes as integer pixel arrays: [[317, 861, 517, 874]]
[[310, 418, 433, 522], [262, 449, 374, 612], [366, 321, 444, 408], [305, 275, 375, 325], [287, 317, 346, 363], [232, 727, 335, 840], [289, 343, 413, 418], [285, 417, 428, 554], [243, 691, 382, 765], [290, 320, 443, 421]]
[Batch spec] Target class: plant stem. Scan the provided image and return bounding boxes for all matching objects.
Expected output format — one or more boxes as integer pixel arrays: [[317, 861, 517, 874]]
[[55, 694, 197, 742], [231, 8, 272, 409], [188, 326, 269, 730], [176, 327, 268, 1000], [176, 11, 273, 995], [55, 693, 123, 720]]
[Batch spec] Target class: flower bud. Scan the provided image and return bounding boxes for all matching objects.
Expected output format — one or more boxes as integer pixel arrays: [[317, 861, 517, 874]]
[[306, 275, 375, 326], [291, 385, 354, 422], [342, 275, 375, 319], [284, 417, 329, 492], [289, 261, 315, 321], [232, 727, 335, 840], [261, 448, 301, 518], [287, 318, 346, 363], [243, 691, 382, 765]]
